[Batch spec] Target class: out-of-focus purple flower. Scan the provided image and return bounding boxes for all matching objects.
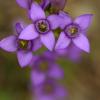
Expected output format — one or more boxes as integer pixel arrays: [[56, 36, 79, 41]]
[[34, 79, 67, 100], [0, 22, 42, 67], [43, 0, 67, 14], [30, 52, 64, 86], [19, 2, 61, 51], [55, 11, 93, 53]]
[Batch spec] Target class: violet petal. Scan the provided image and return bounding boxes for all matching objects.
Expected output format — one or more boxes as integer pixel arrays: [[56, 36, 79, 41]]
[[32, 38, 42, 51], [16, 0, 29, 9], [59, 11, 72, 29], [30, 2, 46, 21], [0, 35, 17, 52], [15, 22, 24, 35], [74, 14, 93, 30], [19, 24, 39, 40], [73, 34, 90, 53], [40, 31, 55, 51], [47, 14, 62, 30], [55, 32, 71, 50], [17, 50, 33, 67]]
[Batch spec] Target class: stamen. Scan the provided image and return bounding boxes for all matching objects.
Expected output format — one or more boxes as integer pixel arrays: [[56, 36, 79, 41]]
[[65, 24, 80, 38], [18, 40, 29, 50], [38, 21, 47, 32], [68, 27, 78, 36], [35, 19, 50, 34]]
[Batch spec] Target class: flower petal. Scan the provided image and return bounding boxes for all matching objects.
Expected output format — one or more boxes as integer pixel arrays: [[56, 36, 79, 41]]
[[17, 50, 33, 67], [48, 64, 64, 79], [74, 14, 93, 30], [0, 35, 17, 52], [19, 24, 39, 40], [42, 0, 50, 9], [16, 0, 29, 9], [59, 11, 72, 29], [32, 38, 42, 51], [47, 14, 62, 30], [15, 22, 24, 35], [31, 71, 45, 86], [55, 32, 71, 50], [73, 34, 90, 53], [30, 2, 46, 21], [40, 31, 55, 51]]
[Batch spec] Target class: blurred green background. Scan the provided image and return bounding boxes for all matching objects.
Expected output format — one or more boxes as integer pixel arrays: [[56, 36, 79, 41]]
[[0, 0, 99, 100]]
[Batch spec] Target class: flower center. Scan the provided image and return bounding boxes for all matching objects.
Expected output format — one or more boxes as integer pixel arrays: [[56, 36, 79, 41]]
[[35, 19, 50, 34], [18, 40, 29, 50], [69, 27, 78, 35], [65, 24, 80, 38]]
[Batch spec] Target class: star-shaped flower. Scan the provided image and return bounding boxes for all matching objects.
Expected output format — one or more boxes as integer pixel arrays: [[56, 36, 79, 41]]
[[0, 22, 42, 67], [34, 79, 67, 100], [19, 2, 61, 51], [55, 11, 93, 53], [30, 51, 64, 86]]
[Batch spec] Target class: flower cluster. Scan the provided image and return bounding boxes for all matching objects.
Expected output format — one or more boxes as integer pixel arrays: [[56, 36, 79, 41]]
[[0, 0, 93, 67], [30, 51, 66, 100], [0, 0, 93, 100]]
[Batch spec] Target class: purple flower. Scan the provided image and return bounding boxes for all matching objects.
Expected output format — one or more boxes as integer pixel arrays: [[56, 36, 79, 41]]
[[34, 79, 67, 100], [30, 52, 64, 86], [55, 11, 93, 53], [0, 22, 42, 67], [19, 2, 61, 51]]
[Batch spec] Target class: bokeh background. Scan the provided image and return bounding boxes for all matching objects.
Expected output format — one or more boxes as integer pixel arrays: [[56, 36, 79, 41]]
[[0, 0, 99, 100]]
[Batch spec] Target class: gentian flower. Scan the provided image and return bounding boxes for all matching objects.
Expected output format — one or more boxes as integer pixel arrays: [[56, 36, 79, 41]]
[[55, 11, 93, 53], [0, 22, 42, 67], [34, 79, 67, 100], [19, 2, 61, 51], [30, 52, 64, 86]]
